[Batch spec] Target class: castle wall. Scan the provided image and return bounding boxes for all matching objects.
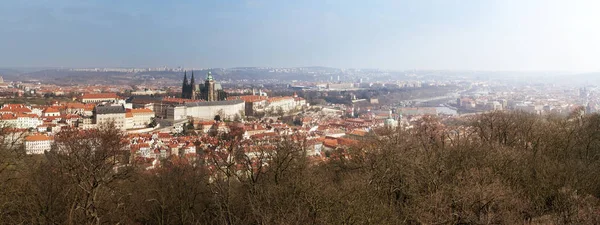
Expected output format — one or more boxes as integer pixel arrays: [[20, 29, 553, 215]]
[[167, 100, 245, 121]]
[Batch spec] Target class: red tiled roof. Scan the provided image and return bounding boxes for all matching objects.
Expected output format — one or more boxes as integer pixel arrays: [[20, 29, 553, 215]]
[[0, 106, 32, 114], [267, 96, 294, 103], [43, 107, 60, 113], [322, 137, 358, 148], [0, 114, 16, 120], [64, 114, 80, 119], [64, 103, 86, 109], [194, 121, 214, 126], [349, 129, 367, 136], [25, 134, 53, 142], [83, 104, 95, 110], [157, 133, 171, 139], [323, 138, 338, 148], [337, 137, 359, 146]]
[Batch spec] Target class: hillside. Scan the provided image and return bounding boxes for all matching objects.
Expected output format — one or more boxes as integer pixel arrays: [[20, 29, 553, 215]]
[[0, 111, 599, 223]]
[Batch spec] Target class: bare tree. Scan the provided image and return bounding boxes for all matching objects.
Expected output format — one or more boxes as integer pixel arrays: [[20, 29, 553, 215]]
[[46, 123, 133, 224]]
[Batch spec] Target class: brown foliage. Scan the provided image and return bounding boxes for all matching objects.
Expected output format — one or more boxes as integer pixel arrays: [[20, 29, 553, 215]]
[[0, 111, 599, 224]]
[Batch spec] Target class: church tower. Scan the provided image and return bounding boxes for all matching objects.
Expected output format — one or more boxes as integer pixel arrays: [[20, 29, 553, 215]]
[[190, 71, 197, 100], [205, 71, 216, 101], [181, 71, 189, 98]]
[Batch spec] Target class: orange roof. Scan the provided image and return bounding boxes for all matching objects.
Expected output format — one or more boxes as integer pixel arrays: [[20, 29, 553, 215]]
[[25, 134, 53, 142], [323, 138, 338, 148], [65, 103, 85, 108], [0, 104, 32, 114], [267, 96, 294, 103], [43, 107, 60, 113], [80, 93, 118, 99], [2, 104, 26, 109], [83, 104, 95, 110], [0, 114, 16, 120], [125, 112, 133, 118], [337, 137, 358, 146], [17, 113, 39, 118], [349, 129, 367, 136], [250, 132, 277, 139], [157, 133, 171, 139], [194, 120, 214, 126], [322, 137, 358, 148], [64, 114, 80, 119]]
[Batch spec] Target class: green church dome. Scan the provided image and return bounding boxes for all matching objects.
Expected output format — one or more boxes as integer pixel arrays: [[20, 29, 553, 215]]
[[206, 71, 214, 81]]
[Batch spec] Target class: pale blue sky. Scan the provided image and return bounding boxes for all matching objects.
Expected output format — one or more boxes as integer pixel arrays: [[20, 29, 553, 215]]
[[1, 0, 599, 71]]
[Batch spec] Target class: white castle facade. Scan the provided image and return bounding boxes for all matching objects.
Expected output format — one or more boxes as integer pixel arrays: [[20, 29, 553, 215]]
[[167, 100, 245, 121]]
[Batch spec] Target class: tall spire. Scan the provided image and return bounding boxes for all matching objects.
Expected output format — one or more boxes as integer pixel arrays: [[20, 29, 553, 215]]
[[182, 71, 189, 98], [190, 70, 195, 87], [190, 70, 197, 100], [183, 71, 189, 86]]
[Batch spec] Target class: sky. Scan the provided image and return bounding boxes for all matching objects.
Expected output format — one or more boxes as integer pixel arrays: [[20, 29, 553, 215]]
[[1, 0, 600, 71]]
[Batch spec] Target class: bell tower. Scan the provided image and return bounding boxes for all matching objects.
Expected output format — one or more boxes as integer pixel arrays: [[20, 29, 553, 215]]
[[190, 71, 197, 100], [181, 71, 189, 99], [205, 71, 216, 101]]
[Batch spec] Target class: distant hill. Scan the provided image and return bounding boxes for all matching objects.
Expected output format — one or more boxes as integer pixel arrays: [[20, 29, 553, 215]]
[[0, 69, 22, 81], [548, 73, 600, 86]]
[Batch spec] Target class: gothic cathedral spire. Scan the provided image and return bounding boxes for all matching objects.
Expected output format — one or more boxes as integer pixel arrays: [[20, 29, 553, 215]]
[[190, 70, 197, 100], [182, 71, 189, 98], [183, 70, 189, 86], [190, 70, 195, 88]]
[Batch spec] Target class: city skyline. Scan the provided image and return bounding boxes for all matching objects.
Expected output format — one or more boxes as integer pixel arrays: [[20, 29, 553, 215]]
[[1, 0, 600, 72]]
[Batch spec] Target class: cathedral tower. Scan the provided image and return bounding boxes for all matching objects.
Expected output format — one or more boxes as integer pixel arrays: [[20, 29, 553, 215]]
[[190, 71, 197, 100], [181, 71, 190, 98], [181, 70, 225, 101], [205, 71, 216, 101]]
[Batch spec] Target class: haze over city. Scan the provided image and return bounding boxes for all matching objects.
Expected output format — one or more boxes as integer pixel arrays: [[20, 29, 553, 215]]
[[1, 0, 600, 71], [3, 1, 600, 224]]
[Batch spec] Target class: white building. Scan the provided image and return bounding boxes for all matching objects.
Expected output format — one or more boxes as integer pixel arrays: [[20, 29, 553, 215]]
[[16, 114, 42, 129], [131, 89, 167, 96], [126, 108, 154, 129], [42, 107, 61, 117], [25, 134, 53, 154], [80, 93, 119, 103], [167, 100, 245, 121], [0, 114, 18, 128], [93, 105, 126, 131], [266, 97, 296, 112]]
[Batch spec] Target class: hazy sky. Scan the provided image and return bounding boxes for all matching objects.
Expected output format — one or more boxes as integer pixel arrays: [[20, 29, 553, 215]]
[[1, 0, 599, 71]]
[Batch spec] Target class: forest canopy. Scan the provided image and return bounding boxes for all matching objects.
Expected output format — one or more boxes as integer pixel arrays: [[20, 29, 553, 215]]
[[0, 111, 599, 224]]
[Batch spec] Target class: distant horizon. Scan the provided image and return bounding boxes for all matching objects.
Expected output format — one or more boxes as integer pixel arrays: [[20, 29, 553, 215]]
[[0, 66, 598, 75]]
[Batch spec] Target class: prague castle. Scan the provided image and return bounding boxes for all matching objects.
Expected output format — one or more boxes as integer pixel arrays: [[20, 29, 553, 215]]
[[181, 71, 227, 101], [166, 71, 243, 121]]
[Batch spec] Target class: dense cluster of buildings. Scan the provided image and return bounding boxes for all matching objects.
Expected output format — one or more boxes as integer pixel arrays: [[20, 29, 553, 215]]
[[0, 71, 311, 157], [454, 83, 598, 115], [2, 68, 595, 172]]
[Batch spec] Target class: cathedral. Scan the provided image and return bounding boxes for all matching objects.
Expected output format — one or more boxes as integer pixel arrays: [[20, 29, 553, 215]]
[[181, 71, 227, 101]]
